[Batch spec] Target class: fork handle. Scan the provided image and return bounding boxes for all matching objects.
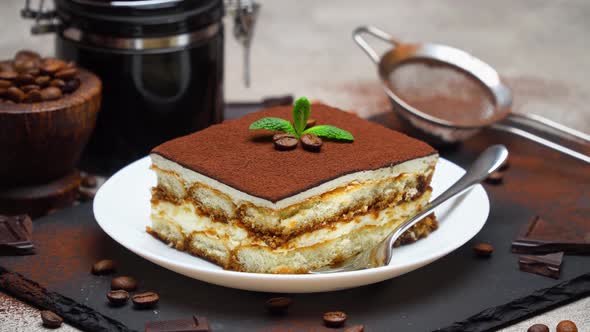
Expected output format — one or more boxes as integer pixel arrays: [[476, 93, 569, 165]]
[[383, 145, 509, 260]]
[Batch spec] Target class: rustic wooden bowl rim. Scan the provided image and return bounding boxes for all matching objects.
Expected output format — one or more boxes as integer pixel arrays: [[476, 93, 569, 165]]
[[0, 67, 101, 114]]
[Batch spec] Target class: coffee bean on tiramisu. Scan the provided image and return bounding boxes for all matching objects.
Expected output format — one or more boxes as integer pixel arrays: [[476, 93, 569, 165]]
[[111, 276, 137, 291], [485, 171, 503, 184], [528, 324, 549, 332], [5, 87, 25, 103], [82, 175, 98, 188], [23, 90, 42, 103], [272, 133, 295, 142], [301, 134, 323, 152], [473, 243, 494, 257], [305, 118, 317, 129], [345, 325, 365, 332], [273, 135, 298, 151], [323, 311, 347, 328], [91, 259, 116, 275], [107, 290, 129, 306], [556, 320, 578, 332], [40, 87, 63, 101], [40, 310, 63, 328], [132, 292, 160, 309], [265, 297, 293, 314], [0, 71, 17, 81]]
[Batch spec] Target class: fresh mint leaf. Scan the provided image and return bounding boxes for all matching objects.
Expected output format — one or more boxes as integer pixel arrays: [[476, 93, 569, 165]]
[[249, 117, 296, 134], [302, 125, 354, 141], [293, 97, 311, 135]]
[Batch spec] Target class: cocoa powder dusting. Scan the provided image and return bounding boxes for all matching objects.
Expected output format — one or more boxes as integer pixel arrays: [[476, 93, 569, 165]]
[[388, 60, 497, 126], [6, 223, 104, 286], [152, 104, 436, 202]]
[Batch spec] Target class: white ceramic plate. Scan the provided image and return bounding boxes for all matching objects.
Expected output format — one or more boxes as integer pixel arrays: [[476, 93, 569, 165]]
[[94, 157, 489, 293]]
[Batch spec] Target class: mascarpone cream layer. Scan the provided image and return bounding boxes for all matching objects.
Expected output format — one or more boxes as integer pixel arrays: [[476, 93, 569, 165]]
[[151, 191, 431, 251]]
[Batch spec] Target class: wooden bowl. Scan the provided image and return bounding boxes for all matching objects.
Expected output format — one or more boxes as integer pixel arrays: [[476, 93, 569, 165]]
[[0, 68, 101, 187]]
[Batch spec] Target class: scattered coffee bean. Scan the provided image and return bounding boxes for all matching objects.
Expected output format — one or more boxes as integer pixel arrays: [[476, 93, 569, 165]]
[[6, 87, 25, 103], [305, 118, 317, 129], [78, 188, 96, 201], [55, 67, 78, 80], [556, 320, 578, 332], [485, 171, 503, 184], [21, 84, 40, 93], [111, 276, 137, 291], [301, 133, 323, 152], [473, 243, 494, 257], [107, 290, 129, 306], [274, 135, 298, 151], [528, 324, 549, 332], [35, 75, 51, 87], [345, 325, 365, 332], [132, 291, 160, 309], [40, 87, 63, 101], [0, 79, 12, 88], [23, 90, 42, 103], [40, 310, 63, 328], [323, 311, 347, 328], [0, 71, 17, 80], [265, 297, 292, 314], [82, 175, 98, 188], [62, 78, 81, 93], [15, 73, 34, 85], [91, 259, 116, 275]]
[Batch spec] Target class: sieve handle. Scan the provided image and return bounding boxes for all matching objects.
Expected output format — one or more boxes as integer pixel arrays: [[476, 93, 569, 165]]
[[353, 26, 400, 64], [491, 123, 590, 164], [507, 112, 590, 144]]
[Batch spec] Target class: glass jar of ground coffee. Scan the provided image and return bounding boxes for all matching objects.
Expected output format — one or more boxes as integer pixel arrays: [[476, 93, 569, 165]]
[[52, 0, 224, 172]]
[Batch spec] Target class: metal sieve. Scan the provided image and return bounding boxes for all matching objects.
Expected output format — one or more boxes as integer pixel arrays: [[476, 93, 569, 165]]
[[353, 26, 590, 163]]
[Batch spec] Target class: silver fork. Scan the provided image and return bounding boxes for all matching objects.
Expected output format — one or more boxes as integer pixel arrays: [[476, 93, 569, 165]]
[[309, 144, 509, 274]]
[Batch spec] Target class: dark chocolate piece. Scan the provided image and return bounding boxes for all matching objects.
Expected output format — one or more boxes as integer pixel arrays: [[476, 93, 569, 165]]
[[519, 252, 564, 279], [0, 267, 132, 332], [512, 216, 590, 254], [145, 315, 210, 332], [437, 273, 590, 332], [0, 214, 34, 255]]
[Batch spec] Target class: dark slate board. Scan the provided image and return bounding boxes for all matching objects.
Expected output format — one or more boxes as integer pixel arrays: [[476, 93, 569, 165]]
[[2, 110, 590, 332]]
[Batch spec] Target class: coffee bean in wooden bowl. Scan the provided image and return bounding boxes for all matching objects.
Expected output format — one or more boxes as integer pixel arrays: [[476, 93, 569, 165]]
[[0, 50, 101, 189]]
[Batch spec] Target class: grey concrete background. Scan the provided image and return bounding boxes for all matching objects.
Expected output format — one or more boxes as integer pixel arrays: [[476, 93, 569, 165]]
[[1, 0, 588, 331]]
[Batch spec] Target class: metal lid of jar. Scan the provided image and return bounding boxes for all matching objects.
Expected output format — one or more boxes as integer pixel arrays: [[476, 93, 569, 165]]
[[55, 0, 223, 38]]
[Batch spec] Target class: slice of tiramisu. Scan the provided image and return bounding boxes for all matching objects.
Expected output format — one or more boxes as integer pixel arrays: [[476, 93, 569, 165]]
[[148, 100, 438, 274]]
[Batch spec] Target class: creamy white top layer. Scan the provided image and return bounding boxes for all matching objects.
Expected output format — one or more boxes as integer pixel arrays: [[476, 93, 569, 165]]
[[150, 153, 437, 209]]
